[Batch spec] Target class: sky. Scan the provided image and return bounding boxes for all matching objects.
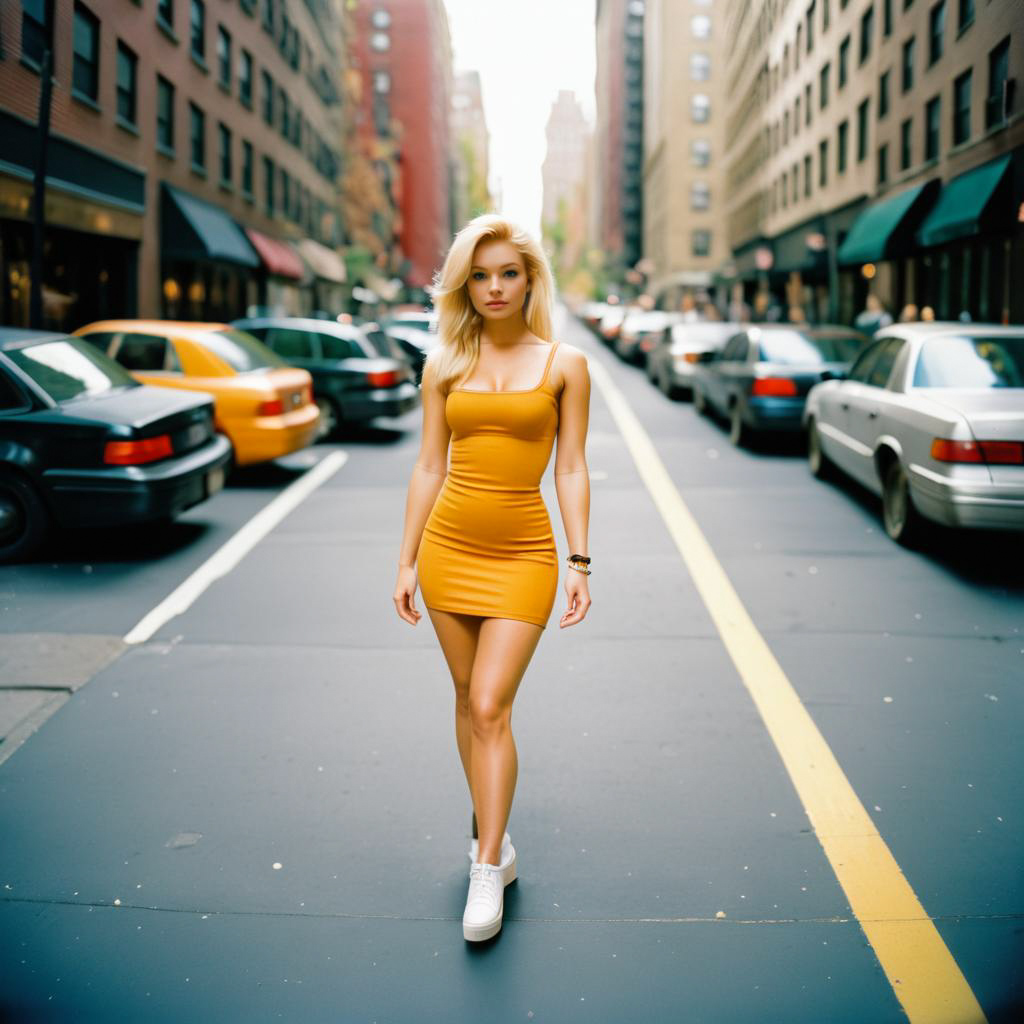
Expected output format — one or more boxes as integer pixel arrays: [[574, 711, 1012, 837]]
[[443, 0, 597, 239]]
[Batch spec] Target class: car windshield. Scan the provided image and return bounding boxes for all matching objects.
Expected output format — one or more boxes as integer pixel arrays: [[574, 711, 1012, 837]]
[[6, 337, 138, 403], [759, 330, 865, 364], [201, 328, 289, 372], [913, 335, 1024, 388]]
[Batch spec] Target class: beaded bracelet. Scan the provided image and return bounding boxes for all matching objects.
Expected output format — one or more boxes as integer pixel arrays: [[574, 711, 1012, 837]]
[[566, 556, 592, 575]]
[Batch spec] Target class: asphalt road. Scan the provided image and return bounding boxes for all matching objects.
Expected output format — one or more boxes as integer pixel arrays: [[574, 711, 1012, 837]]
[[0, 308, 1020, 1023]]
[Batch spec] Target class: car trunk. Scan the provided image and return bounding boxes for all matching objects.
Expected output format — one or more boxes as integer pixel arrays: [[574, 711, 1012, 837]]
[[926, 390, 1024, 484], [755, 361, 848, 397]]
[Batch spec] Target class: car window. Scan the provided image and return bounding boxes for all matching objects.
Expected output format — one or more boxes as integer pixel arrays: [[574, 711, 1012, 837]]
[[0, 367, 30, 411], [77, 331, 118, 356], [319, 333, 363, 360], [866, 338, 905, 388], [199, 328, 289, 372], [720, 334, 748, 361], [913, 335, 1024, 388], [5, 337, 137, 403], [759, 330, 867, 364], [846, 341, 884, 383], [114, 333, 181, 372], [267, 328, 316, 360], [363, 327, 404, 360]]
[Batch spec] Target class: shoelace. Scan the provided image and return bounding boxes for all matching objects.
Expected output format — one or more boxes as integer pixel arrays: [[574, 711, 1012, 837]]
[[467, 864, 501, 906]]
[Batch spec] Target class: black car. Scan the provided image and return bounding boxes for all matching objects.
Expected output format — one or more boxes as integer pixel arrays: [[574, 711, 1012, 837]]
[[0, 329, 232, 562], [231, 317, 420, 437], [691, 324, 871, 446]]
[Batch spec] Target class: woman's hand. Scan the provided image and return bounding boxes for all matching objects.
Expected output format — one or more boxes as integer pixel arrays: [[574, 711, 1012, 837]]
[[393, 566, 422, 625], [559, 569, 591, 628]]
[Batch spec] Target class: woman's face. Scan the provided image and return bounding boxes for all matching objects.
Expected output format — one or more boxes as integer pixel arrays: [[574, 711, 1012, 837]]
[[466, 239, 529, 322]]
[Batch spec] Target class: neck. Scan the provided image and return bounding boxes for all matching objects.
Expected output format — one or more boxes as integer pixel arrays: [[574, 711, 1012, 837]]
[[479, 312, 530, 349]]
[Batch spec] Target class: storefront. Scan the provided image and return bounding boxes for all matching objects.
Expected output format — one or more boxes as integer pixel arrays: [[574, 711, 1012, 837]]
[[297, 238, 347, 316], [160, 183, 260, 322], [244, 227, 307, 316], [771, 216, 829, 324]]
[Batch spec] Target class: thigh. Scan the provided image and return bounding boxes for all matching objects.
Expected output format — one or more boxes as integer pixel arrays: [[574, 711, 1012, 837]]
[[425, 606, 484, 699], [470, 617, 545, 713]]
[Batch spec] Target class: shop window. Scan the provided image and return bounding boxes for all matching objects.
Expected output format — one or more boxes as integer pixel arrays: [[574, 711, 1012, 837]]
[[72, 3, 100, 103], [156, 75, 175, 152], [116, 41, 137, 126], [22, 0, 55, 70]]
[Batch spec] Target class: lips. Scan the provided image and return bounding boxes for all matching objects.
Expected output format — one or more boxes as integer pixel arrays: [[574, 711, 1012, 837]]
[[486, 301, 507, 307]]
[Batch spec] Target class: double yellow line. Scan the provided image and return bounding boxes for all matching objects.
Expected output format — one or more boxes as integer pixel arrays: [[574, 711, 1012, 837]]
[[588, 356, 986, 1024]]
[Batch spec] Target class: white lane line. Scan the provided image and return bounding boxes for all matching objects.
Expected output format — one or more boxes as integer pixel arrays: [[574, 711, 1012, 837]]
[[124, 450, 348, 645]]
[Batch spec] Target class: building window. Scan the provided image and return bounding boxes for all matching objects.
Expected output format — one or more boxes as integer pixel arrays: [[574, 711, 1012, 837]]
[[900, 117, 912, 168], [239, 49, 253, 106], [784, 110, 790, 144], [819, 138, 828, 186], [370, 31, 389, 51], [883, 0, 892, 35], [241, 140, 253, 196], [156, 74, 174, 151], [878, 69, 890, 118], [957, 0, 973, 31], [262, 0, 274, 34], [262, 69, 274, 124], [691, 94, 710, 123], [796, 25, 803, 68], [156, 0, 173, 32], [217, 25, 231, 89], [281, 170, 290, 220], [952, 67, 971, 145], [823, 0, 830, 30], [859, 5, 873, 64], [928, 0, 944, 65], [116, 41, 137, 125], [280, 89, 290, 138], [263, 155, 275, 215], [837, 119, 849, 172], [792, 162, 799, 203], [190, 0, 205, 63], [819, 62, 830, 108], [691, 139, 711, 166], [806, 1, 815, 51], [692, 230, 711, 257], [986, 36, 1010, 129], [22, 0, 55, 69], [691, 15, 711, 39], [857, 98, 869, 160], [901, 36, 915, 92], [218, 122, 231, 184], [690, 182, 710, 210], [924, 94, 940, 160], [795, 96, 801, 133], [877, 142, 889, 184], [690, 53, 710, 81], [838, 35, 850, 88], [781, 171, 788, 208], [72, 3, 100, 103], [805, 83, 812, 124], [804, 154, 812, 196], [189, 102, 205, 171]]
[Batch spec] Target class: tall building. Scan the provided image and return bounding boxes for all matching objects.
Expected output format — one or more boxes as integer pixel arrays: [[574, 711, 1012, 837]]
[[0, 0, 348, 327], [642, 0, 726, 303], [595, 0, 645, 278], [722, 0, 1023, 324], [451, 70, 492, 231], [541, 91, 588, 228]]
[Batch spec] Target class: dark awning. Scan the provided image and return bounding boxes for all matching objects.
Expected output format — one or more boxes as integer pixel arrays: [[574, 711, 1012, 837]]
[[836, 179, 939, 266], [773, 217, 828, 274], [916, 155, 1012, 248], [161, 183, 258, 268]]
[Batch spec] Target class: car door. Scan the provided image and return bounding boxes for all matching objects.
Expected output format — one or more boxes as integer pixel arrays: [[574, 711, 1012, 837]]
[[816, 340, 883, 477]]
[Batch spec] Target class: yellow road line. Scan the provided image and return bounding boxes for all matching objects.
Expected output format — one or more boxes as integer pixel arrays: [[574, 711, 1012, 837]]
[[587, 357, 987, 1024]]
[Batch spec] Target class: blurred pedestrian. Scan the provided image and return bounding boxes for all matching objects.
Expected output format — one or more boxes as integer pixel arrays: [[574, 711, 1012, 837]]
[[788, 306, 807, 324], [855, 293, 894, 335], [921, 305, 936, 322], [393, 213, 592, 944], [898, 302, 919, 322]]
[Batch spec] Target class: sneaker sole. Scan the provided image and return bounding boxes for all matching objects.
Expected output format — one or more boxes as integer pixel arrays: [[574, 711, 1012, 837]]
[[463, 911, 502, 942]]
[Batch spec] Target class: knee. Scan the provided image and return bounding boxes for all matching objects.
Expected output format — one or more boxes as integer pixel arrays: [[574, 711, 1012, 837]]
[[468, 691, 510, 738]]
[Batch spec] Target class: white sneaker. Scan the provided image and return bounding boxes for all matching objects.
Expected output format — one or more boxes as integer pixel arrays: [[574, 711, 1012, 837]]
[[468, 831, 511, 867], [463, 860, 509, 941]]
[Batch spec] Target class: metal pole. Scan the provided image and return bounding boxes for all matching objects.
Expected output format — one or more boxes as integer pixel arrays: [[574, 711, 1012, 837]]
[[29, 46, 54, 330]]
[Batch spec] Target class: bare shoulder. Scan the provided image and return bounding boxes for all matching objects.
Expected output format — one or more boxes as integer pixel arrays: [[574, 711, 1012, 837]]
[[552, 341, 589, 391]]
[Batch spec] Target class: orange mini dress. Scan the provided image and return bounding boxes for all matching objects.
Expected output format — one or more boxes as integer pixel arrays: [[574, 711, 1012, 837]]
[[417, 341, 562, 628]]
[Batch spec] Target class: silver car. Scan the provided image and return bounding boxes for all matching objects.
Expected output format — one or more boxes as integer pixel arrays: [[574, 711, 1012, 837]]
[[804, 322, 1024, 544], [646, 321, 742, 398]]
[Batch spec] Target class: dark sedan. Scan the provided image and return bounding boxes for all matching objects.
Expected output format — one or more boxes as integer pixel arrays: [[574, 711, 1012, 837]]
[[0, 329, 231, 562], [231, 317, 420, 437], [691, 324, 871, 446]]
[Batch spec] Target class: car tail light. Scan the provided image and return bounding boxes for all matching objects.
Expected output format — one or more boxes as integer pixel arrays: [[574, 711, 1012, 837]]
[[104, 434, 173, 465], [751, 377, 798, 397], [258, 398, 284, 416], [367, 369, 401, 388], [931, 439, 1024, 464], [684, 352, 701, 364]]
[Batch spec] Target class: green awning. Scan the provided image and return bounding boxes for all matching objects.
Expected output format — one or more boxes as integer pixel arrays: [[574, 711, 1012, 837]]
[[916, 155, 1012, 248], [837, 180, 939, 266], [161, 183, 259, 268]]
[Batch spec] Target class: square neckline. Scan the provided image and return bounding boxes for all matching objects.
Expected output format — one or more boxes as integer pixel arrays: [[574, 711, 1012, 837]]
[[452, 341, 560, 395]]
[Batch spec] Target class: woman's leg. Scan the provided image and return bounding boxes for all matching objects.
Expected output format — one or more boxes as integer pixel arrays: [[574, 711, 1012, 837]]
[[469, 617, 544, 866], [424, 607, 484, 799]]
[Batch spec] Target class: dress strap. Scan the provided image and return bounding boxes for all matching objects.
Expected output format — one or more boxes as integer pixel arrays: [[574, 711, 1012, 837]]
[[540, 341, 560, 388]]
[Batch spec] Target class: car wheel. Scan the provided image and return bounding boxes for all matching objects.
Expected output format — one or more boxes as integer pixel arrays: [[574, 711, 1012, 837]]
[[729, 402, 750, 447], [807, 419, 836, 480], [693, 385, 708, 415], [0, 468, 49, 564], [881, 459, 924, 546], [315, 397, 339, 440]]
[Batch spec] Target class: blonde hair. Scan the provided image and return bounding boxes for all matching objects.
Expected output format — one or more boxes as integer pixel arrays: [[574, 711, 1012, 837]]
[[427, 213, 556, 394]]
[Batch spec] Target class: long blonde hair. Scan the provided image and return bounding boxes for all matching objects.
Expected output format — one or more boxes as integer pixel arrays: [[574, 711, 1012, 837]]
[[427, 213, 556, 394]]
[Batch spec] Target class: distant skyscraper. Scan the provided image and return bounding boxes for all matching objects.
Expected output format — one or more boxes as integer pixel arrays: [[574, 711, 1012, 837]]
[[542, 91, 589, 228], [451, 70, 492, 230]]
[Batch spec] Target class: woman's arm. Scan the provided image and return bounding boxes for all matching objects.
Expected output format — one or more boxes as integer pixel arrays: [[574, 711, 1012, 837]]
[[553, 346, 592, 627], [394, 354, 451, 624]]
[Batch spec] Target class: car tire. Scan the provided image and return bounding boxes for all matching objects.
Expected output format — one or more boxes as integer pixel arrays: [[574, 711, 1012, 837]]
[[315, 397, 339, 440], [881, 459, 924, 546], [729, 402, 751, 448], [693, 385, 709, 416], [807, 419, 837, 480], [0, 468, 49, 564]]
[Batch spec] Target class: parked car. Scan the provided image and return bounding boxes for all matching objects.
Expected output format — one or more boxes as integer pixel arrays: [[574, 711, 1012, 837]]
[[73, 320, 320, 466], [579, 301, 609, 331], [804, 322, 1024, 544], [0, 328, 231, 562], [380, 309, 438, 335], [231, 316, 420, 437], [598, 304, 630, 343], [646, 321, 741, 399], [615, 310, 684, 364], [692, 324, 870, 446], [375, 322, 439, 386]]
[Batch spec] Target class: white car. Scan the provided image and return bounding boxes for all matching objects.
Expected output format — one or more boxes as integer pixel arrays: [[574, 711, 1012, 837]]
[[804, 322, 1024, 544], [615, 310, 684, 364]]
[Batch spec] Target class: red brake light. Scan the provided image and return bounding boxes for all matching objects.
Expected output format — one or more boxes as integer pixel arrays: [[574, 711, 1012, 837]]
[[367, 370, 400, 388], [931, 439, 1024, 464], [104, 434, 173, 465], [258, 399, 284, 416], [751, 377, 798, 397]]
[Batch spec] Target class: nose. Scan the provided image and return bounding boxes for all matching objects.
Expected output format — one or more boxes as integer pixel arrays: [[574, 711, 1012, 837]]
[[488, 276, 503, 294]]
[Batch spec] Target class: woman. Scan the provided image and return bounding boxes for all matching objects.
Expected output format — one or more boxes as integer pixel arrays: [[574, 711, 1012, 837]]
[[393, 213, 592, 942]]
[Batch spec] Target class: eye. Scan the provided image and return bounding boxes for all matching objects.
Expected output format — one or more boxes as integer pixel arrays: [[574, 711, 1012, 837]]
[[504, 270, 519, 278], [471, 272, 485, 280]]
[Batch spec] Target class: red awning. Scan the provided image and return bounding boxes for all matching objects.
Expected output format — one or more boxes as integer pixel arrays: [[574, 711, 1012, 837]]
[[244, 227, 305, 280]]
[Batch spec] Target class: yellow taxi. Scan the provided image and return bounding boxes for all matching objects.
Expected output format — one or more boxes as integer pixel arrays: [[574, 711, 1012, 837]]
[[73, 320, 320, 467]]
